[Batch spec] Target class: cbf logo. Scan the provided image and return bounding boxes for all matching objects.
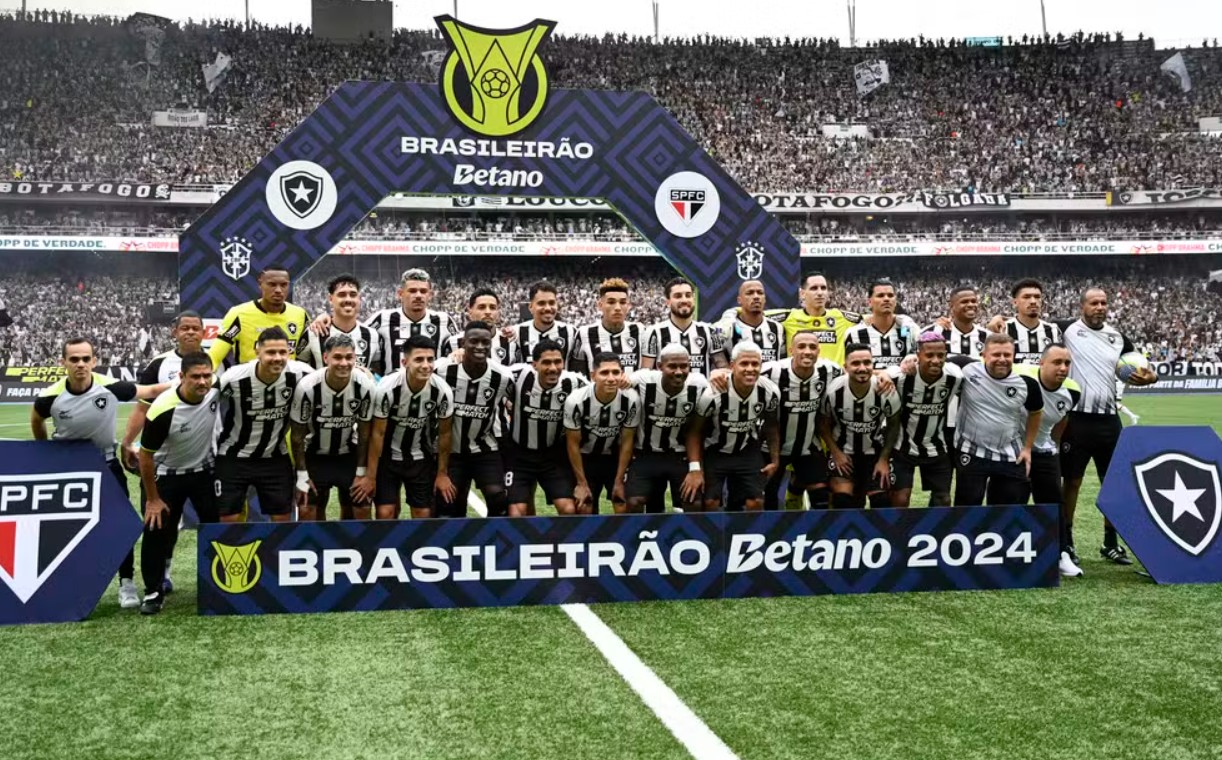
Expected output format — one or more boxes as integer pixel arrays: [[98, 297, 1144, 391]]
[[1135, 453, 1221, 556], [0, 472, 100, 603], [220, 236, 252, 281], [435, 15, 555, 137], [211, 540, 263, 594], [735, 241, 765, 280]]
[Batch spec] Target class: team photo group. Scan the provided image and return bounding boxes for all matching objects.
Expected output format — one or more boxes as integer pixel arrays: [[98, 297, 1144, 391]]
[[31, 262, 1157, 613]]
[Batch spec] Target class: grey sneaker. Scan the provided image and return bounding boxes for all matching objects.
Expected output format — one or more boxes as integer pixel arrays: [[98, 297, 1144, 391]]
[[118, 578, 140, 609]]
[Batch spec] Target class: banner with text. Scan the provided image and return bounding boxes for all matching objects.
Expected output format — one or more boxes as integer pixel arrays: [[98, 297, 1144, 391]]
[[755, 191, 1010, 212], [198, 506, 1059, 616], [1, 366, 138, 401], [0, 181, 171, 203], [152, 110, 208, 128], [1108, 188, 1222, 207]]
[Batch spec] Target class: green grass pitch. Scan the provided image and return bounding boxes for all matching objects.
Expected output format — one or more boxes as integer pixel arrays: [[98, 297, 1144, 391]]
[[0, 395, 1220, 760]]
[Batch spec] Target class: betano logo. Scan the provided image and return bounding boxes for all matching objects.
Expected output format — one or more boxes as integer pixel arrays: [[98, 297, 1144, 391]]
[[435, 15, 556, 137], [211, 540, 263, 594]]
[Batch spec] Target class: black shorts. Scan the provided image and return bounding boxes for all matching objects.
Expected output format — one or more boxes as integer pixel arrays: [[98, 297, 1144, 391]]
[[953, 451, 1029, 507], [625, 450, 688, 505], [829, 451, 889, 495], [582, 454, 623, 509], [891, 451, 953, 493], [149, 469, 219, 524], [1060, 412, 1123, 481], [376, 456, 437, 509], [1029, 451, 1062, 505], [437, 450, 506, 517], [763, 452, 828, 510], [106, 458, 130, 497], [308, 453, 362, 509], [215, 455, 294, 516], [706, 447, 765, 509], [505, 442, 575, 505]]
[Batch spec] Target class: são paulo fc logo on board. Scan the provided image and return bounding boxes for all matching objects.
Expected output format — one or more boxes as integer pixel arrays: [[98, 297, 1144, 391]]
[[654, 171, 721, 238], [435, 15, 556, 138], [0, 472, 101, 603], [265, 160, 338, 231]]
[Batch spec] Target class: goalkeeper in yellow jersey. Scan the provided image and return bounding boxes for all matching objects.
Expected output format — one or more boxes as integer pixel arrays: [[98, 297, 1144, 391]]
[[766, 271, 862, 367]]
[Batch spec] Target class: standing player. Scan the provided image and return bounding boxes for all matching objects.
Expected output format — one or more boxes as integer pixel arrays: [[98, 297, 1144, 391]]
[[510, 281, 576, 365], [367, 335, 455, 520], [136, 352, 220, 614], [760, 330, 843, 510], [952, 334, 1043, 507], [687, 342, 781, 511], [1003, 279, 1063, 365], [819, 343, 901, 509], [1058, 288, 1157, 564], [503, 340, 589, 516], [922, 286, 991, 359], [767, 271, 862, 366], [297, 274, 383, 371], [433, 321, 515, 518], [888, 333, 964, 508], [289, 335, 377, 522], [626, 344, 709, 513], [31, 337, 168, 608], [208, 267, 309, 368], [565, 353, 641, 514], [364, 268, 459, 375], [847, 279, 920, 369], [214, 327, 314, 523], [715, 280, 786, 364], [444, 288, 515, 364], [641, 277, 727, 376], [1015, 344, 1084, 577], [571, 278, 646, 374]]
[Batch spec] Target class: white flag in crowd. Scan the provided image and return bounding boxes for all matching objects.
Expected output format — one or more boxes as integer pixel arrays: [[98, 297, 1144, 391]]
[[202, 52, 233, 94], [1160, 52, 1192, 93], [854, 60, 890, 96]]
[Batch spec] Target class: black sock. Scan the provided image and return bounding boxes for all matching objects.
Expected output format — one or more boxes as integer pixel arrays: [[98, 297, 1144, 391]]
[[1103, 524, 1118, 549], [831, 492, 855, 510], [808, 487, 830, 509]]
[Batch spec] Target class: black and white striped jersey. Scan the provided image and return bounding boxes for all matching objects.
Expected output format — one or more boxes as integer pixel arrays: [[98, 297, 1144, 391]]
[[696, 377, 781, 455], [442, 332, 516, 364], [821, 375, 902, 457], [365, 308, 459, 373], [886, 363, 963, 458], [136, 349, 187, 406], [643, 319, 725, 376], [505, 365, 589, 450], [1060, 319, 1135, 415], [846, 315, 920, 369], [372, 370, 454, 462], [629, 369, 709, 453], [920, 322, 991, 359], [216, 359, 314, 459], [509, 320, 576, 364], [1006, 318, 1062, 365], [433, 358, 514, 454], [760, 358, 843, 456], [714, 312, 786, 363], [289, 368, 376, 458], [954, 362, 1043, 462], [571, 321, 645, 371], [564, 385, 642, 456], [297, 322, 384, 371], [140, 387, 220, 475]]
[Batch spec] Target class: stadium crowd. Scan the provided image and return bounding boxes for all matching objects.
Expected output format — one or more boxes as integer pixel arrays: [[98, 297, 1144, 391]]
[[1, 253, 1218, 367], [1, 13, 1221, 192]]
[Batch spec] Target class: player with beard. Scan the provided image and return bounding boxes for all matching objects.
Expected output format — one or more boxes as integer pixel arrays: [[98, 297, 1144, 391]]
[[687, 342, 781, 512], [888, 333, 964, 508], [760, 330, 843, 510], [1056, 288, 1157, 564], [641, 277, 727, 376], [626, 344, 709, 513], [443, 288, 515, 364], [571, 278, 646, 374], [503, 340, 588, 516], [715, 280, 786, 364], [847, 279, 920, 369], [767, 271, 862, 366], [511, 281, 576, 364], [348, 268, 459, 375], [432, 321, 515, 518], [565, 353, 641, 514], [820, 344, 901, 509], [297, 274, 384, 371], [1015, 344, 1085, 577], [1000, 279, 1064, 365], [922, 286, 991, 359]]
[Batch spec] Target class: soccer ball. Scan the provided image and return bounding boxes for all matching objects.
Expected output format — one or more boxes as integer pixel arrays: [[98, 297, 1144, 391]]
[[1115, 351, 1150, 382], [479, 69, 511, 99]]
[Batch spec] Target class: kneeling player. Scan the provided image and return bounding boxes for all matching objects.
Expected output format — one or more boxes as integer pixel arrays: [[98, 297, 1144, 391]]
[[367, 335, 455, 519], [289, 335, 377, 521], [819, 343, 901, 509], [565, 352, 640, 514], [688, 342, 781, 512], [888, 333, 963, 507]]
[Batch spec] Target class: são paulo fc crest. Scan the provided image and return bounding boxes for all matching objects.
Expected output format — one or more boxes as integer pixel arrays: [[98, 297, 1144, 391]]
[[734, 241, 765, 280], [220, 236, 252, 281], [0, 472, 101, 603], [1135, 452, 1221, 556]]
